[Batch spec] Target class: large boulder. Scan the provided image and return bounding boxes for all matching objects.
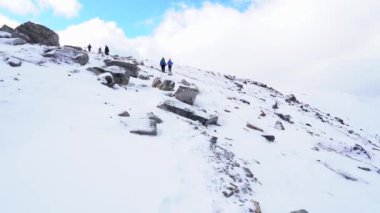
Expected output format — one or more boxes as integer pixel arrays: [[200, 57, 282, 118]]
[[42, 46, 89, 65], [158, 100, 218, 126], [174, 86, 200, 105], [87, 66, 130, 85], [104, 60, 140, 77], [15, 21, 59, 46], [0, 25, 31, 42]]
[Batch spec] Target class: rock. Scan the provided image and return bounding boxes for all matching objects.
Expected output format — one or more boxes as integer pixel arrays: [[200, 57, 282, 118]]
[[262, 135, 275, 142], [274, 121, 285, 130], [351, 144, 371, 159], [174, 86, 200, 105], [210, 136, 218, 143], [0, 37, 27, 45], [138, 74, 150, 80], [15, 21, 59, 46], [260, 110, 266, 117], [357, 166, 371, 171], [0, 25, 31, 42], [63, 45, 82, 51], [290, 210, 308, 213], [6, 58, 22, 67], [87, 67, 107, 75], [247, 123, 264, 132], [129, 119, 158, 136], [159, 80, 175, 91], [275, 113, 294, 124], [272, 101, 279, 109], [88, 66, 130, 85], [104, 60, 140, 77], [252, 200, 262, 213], [118, 111, 130, 117], [335, 117, 345, 125], [180, 79, 191, 86], [152, 77, 162, 88], [243, 167, 254, 178], [285, 94, 300, 104], [97, 73, 115, 87], [42, 47, 89, 65], [158, 100, 218, 126], [147, 112, 163, 124], [240, 99, 250, 105]]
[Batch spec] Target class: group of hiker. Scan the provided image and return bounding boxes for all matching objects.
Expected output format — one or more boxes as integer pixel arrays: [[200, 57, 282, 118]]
[[160, 57, 173, 74], [87, 44, 109, 55]]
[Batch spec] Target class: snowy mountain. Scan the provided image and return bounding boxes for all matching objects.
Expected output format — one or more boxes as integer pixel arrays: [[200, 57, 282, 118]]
[[1, 26, 380, 213]]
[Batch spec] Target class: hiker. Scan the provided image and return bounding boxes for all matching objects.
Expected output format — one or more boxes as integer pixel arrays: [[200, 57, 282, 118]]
[[87, 44, 91, 52], [98, 47, 102, 54], [105, 45, 109, 55], [168, 59, 173, 73], [160, 57, 166, 72]]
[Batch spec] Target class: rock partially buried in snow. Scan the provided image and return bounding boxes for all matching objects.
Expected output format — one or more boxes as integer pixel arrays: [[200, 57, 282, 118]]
[[290, 210, 308, 213], [15, 21, 59, 46], [97, 73, 115, 88], [152, 77, 162, 88], [88, 66, 130, 85], [159, 80, 176, 91], [274, 121, 285, 130], [1, 38, 27, 45], [246, 123, 264, 132], [118, 111, 130, 117], [0, 25, 31, 42], [180, 79, 191, 86], [262, 135, 275, 142], [158, 99, 218, 126], [104, 60, 139, 77], [6, 58, 22, 67], [174, 86, 200, 105], [42, 46, 89, 65], [129, 119, 158, 136]]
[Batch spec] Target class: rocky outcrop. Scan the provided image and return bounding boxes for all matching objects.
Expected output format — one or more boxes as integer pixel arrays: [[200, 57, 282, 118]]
[[87, 66, 130, 85], [128, 118, 158, 136], [104, 60, 139, 77], [174, 86, 200, 105], [159, 80, 175, 91], [158, 100, 218, 126], [0, 25, 31, 42], [15, 21, 59, 46], [42, 46, 89, 65]]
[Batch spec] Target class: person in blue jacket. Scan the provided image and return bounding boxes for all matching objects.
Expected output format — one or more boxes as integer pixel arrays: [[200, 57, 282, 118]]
[[160, 57, 166, 72], [168, 59, 173, 73]]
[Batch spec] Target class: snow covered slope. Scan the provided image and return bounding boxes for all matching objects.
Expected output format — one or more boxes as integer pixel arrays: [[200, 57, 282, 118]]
[[1, 42, 379, 213]]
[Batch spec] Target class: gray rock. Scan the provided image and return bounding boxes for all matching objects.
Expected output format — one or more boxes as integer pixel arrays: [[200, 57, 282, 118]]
[[252, 200, 262, 213], [159, 80, 175, 91], [0, 38, 27, 45], [15, 21, 59, 46], [275, 113, 294, 124], [130, 119, 158, 136], [42, 46, 89, 65], [104, 60, 140, 77], [285, 94, 300, 104], [118, 111, 130, 117], [262, 135, 275, 142], [147, 112, 163, 124], [63, 45, 83, 51], [138, 74, 150, 80], [6, 58, 22, 67], [152, 77, 162, 88], [97, 73, 115, 88], [87, 66, 130, 85], [158, 100, 218, 126], [247, 123, 264, 132], [290, 210, 308, 213], [0, 25, 31, 42], [274, 121, 285, 130], [180, 79, 191, 86], [174, 86, 200, 105]]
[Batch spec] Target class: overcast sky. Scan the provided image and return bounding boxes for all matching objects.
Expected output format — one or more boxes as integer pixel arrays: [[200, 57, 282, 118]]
[[1, 0, 379, 97]]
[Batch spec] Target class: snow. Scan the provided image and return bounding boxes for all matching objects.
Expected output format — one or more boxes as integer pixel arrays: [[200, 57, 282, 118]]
[[0, 31, 11, 38], [1, 42, 380, 213]]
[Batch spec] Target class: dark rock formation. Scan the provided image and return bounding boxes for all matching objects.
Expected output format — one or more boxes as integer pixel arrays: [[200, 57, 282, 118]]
[[262, 135, 275, 142], [118, 111, 130, 117], [247, 123, 264, 132], [15, 21, 59, 46], [174, 86, 200, 105]]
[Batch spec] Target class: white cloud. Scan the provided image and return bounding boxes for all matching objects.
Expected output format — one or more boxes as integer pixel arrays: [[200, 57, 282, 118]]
[[0, 0, 82, 18], [0, 13, 19, 28], [59, 0, 380, 97]]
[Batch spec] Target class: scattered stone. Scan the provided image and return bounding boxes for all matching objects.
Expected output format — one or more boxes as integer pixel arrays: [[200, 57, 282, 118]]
[[174, 86, 200, 105], [158, 100, 218, 126], [272, 101, 279, 109], [97, 73, 115, 87], [243, 167, 254, 178], [224, 75, 235, 81], [306, 123, 312, 127], [224, 109, 231, 113], [240, 99, 250, 105], [290, 210, 308, 213], [246, 123, 264, 132], [285, 94, 300, 104], [118, 111, 130, 117], [312, 147, 320, 151], [351, 144, 371, 159], [147, 112, 163, 124], [0, 25, 31, 42], [274, 121, 285, 130], [6, 58, 22, 67], [252, 200, 262, 213], [357, 166, 371, 172], [152, 77, 162, 88], [88, 66, 130, 85], [129, 119, 158, 136], [260, 110, 266, 117], [15, 21, 59, 46], [0, 38, 27, 45], [335, 117, 345, 125], [180, 79, 191, 86], [138, 74, 150, 80], [222, 190, 234, 198], [262, 135, 275, 142], [210, 136, 218, 143], [104, 60, 139, 77], [275, 113, 294, 124], [159, 80, 175, 91], [63, 45, 82, 51], [42, 46, 89, 65]]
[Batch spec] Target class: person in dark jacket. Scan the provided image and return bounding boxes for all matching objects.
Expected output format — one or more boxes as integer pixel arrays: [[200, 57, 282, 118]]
[[105, 45, 109, 55], [87, 44, 92, 52], [160, 57, 166, 72], [167, 59, 173, 74]]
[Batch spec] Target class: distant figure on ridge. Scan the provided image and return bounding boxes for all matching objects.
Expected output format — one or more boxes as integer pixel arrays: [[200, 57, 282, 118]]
[[168, 58, 173, 74], [87, 44, 91, 52], [105, 45, 109, 56], [160, 57, 166, 73], [98, 47, 102, 54]]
